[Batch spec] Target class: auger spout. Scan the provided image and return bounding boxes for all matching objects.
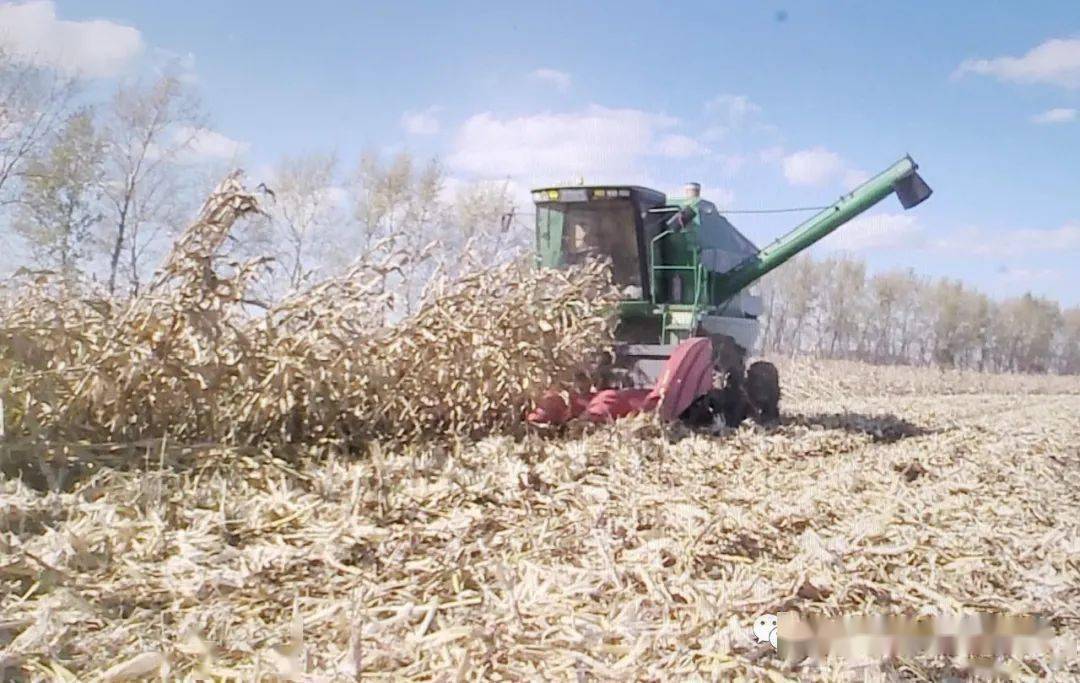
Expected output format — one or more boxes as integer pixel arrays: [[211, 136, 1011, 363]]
[[715, 155, 932, 299]]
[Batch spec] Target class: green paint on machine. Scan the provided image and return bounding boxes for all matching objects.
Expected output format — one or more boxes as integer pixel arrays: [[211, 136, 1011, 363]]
[[530, 156, 932, 411]]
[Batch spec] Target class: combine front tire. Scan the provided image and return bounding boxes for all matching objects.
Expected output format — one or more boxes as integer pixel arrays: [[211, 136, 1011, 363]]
[[746, 361, 780, 423]]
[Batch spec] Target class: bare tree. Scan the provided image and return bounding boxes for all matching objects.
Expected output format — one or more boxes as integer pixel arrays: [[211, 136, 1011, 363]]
[[266, 152, 341, 290], [349, 151, 449, 313], [0, 49, 75, 204], [868, 270, 910, 362], [993, 293, 1061, 373], [100, 75, 203, 295], [770, 254, 822, 355], [817, 255, 866, 358], [1054, 307, 1080, 374], [351, 151, 415, 254], [13, 109, 104, 275], [892, 269, 925, 364], [451, 179, 524, 267], [345, 152, 540, 320]]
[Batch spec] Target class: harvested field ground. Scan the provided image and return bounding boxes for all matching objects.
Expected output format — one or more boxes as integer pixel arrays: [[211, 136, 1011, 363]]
[[2, 359, 1078, 681]]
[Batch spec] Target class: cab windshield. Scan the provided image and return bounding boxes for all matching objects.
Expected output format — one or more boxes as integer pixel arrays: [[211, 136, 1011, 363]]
[[553, 200, 641, 286]]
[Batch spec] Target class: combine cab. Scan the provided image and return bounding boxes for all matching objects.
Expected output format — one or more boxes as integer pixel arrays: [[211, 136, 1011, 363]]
[[530, 156, 932, 426]]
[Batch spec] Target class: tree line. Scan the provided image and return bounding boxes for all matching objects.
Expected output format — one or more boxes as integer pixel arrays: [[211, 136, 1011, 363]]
[[757, 253, 1080, 375]]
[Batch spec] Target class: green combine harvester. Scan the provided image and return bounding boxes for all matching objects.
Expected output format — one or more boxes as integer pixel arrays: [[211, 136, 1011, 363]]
[[530, 155, 932, 424]]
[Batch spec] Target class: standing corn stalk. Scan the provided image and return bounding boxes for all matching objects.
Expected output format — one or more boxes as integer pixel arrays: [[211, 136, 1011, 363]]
[[0, 170, 619, 448]]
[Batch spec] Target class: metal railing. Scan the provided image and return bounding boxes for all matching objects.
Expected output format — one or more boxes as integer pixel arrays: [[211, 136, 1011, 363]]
[[650, 230, 707, 343]]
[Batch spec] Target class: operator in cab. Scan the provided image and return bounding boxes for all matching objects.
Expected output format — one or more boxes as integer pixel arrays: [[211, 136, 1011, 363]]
[[562, 215, 639, 287]]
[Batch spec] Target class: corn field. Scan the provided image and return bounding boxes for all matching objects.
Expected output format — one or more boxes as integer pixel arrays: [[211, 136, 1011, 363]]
[[1, 175, 1078, 680]]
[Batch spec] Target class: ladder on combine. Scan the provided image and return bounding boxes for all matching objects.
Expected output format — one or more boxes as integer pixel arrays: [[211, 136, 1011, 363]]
[[650, 230, 707, 345]]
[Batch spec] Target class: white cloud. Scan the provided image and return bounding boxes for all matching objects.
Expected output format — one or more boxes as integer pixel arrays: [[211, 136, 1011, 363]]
[[820, 220, 1080, 257], [174, 126, 249, 163], [440, 176, 526, 208], [931, 223, 1080, 255], [842, 168, 871, 190], [664, 183, 732, 201], [716, 154, 746, 175], [779, 147, 874, 190], [701, 185, 736, 208], [655, 133, 709, 158], [401, 107, 442, 135], [152, 47, 198, 84], [662, 184, 735, 211], [954, 37, 1080, 89], [0, 0, 144, 77], [702, 94, 762, 141], [529, 68, 572, 91], [1038, 223, 1080, 249], [705, 94, 761, 124], [781, 147, 845, 186], [249, 162, 275, 186], [448, 105, 682, 185], [757, 145, 785, 163], [437, 176, 468, 205], [821, 212, 924, 252], [1031, 107, 1077, 124], [998, 266, 1059, 282]]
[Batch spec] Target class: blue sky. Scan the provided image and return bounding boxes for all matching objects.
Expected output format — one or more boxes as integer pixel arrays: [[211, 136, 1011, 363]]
[[7, 1, 1080, 304]]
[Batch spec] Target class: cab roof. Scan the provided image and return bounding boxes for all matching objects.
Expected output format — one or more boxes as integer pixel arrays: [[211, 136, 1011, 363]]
[[531, 185, 667, 206]]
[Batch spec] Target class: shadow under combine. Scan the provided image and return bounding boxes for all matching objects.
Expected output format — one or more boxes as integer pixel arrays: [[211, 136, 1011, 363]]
[[777, 411, 932, 443]]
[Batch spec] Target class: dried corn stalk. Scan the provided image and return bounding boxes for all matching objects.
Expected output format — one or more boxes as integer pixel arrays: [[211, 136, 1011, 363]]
[[0, 171, 618, 448]]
